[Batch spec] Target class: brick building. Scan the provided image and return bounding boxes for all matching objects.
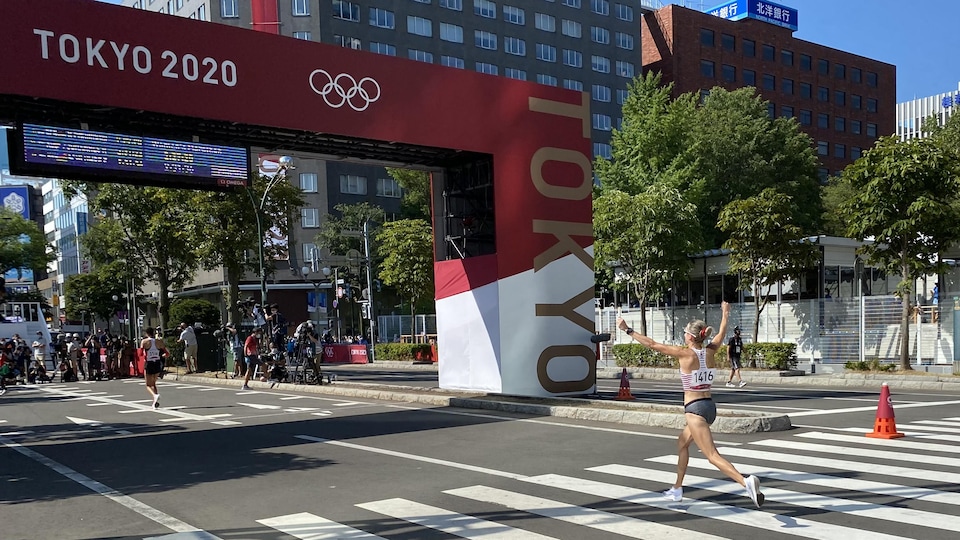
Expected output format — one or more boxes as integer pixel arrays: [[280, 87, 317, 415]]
[[641, 4, 896, 179]]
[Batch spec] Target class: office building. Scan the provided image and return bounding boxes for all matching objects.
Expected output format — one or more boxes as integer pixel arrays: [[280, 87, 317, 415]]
[[897, 82, 960, 141], [641, 2, 896, 180]]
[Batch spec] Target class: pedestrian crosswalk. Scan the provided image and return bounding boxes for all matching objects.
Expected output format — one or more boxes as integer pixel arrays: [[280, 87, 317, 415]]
[[244, 418, 960, 539]]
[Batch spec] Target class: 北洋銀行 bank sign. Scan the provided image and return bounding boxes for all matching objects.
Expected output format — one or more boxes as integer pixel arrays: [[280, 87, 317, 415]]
[[708, 0, 798, 32]]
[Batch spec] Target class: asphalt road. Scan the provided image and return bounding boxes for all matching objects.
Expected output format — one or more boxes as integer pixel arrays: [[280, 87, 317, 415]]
[[2, 376, 960, 539]]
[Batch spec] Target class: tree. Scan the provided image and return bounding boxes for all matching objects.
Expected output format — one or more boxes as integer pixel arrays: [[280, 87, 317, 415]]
[[314, 202, 386, 259], [376, 219, 434, 340], [718, 189, 820, 346], [169, 298, 221, 328], [0, 207, 55, 281], [63, 268, 125, 329], [839, 135, 960, 370], [188, 175, 304, 325], [386, 167, 432, 221], [593, 185, 701, 334]]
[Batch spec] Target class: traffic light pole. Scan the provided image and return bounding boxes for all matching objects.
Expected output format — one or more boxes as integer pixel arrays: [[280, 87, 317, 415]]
[[363, 220, 376, 363]]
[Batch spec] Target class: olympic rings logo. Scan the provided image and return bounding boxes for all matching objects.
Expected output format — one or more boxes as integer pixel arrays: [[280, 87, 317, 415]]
[[309, 69, 381, 112]]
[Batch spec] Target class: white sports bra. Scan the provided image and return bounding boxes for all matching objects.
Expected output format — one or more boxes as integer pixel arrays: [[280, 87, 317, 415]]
[[680, 347, 715, 391]]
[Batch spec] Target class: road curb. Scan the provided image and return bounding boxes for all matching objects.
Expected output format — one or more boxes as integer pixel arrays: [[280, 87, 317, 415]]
[[176, 374, 790, 433]]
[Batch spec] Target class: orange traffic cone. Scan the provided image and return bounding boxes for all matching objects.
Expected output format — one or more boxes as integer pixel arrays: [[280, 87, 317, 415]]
[[615, 368, 634, 401], [866, 382, 904, 439]]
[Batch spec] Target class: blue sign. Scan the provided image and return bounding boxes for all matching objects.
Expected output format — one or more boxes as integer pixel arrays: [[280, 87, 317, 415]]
[[0, 186, 31, 219], [708, 0, 798, 32], [942, 95, 960, 108]]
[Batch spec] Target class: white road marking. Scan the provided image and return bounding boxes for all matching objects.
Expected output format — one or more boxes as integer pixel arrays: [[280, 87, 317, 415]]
[[333, 401, 363, 406], [0, 431, 33, 436], [238, 402, 281, 410], [279, 396, 306, 401], [1, 434, 216, 537], [446, 485, 728, 540], [750, 439, 960, 468], [787, 399, 960, 417], [311, 411, 333, 416], [35, 387, 227, 424], [257, 512, 387, 539], [198, 387, 223, 392], [795, 431, 960, 454], [213, 420, 241, 426], [357, 498, 557, 539]]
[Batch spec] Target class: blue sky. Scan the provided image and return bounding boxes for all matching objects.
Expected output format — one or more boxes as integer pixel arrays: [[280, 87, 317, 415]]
[[97, 0, 953, 102]]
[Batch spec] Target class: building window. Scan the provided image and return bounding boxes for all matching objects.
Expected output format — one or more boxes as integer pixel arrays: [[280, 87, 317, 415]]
[[615, 3, 633, 21], [594, 142, 612, 159], [292, 0, 309, 16], [818, 113, 829, 129], [340, 175, 368, 195], [370, 42, 396, 55], [834, 63, 846, 79], [377, 178, 402, 198], [592, 55, 610, 73], [742, 38, 755, 57], [563, 49, 582, 67], [851, 120, 861, 134], [700, 59, 715, 78], [440, 22, 463, 42], [851, 146, 862, 159], [799, 109, 812, 125], [800, 82, 811, 99], [591, 26, 610, 44], [303, 243, 317, 263], [369, 7, 395, 28], [851, 67, 862, 83], [767, 102, 775, 119], [591, 0, 609, 15], [615, 32, 633, 50], [782, 78, 793, 95], [743, 69, 755, 86], [407, 16, 432, 37], [292, 31, 312, 40], [781, 105, 794, 118], [817, 86, 829, 102], [617, 88, 628, 104], [474, 0, 496, 18], [818, 58, 829, 74], [834, 90, 846, 106], [835, 117, 846, 132], [441, 55, 464, 68], [221, 0, 238, 18], [441, 0, 462, 10], [299, 172, 318, 193], [592, 84, 611, 102], [475, 30, 497, 50], [476, 62, 498, 75], [537, 73, 558, 86], [866, 98, 878, 113], [721, 33, 735, 51], [503, 5, 525, 24], [867, 123, 877, 137], [333, 1, 360, 22], [700, 28, 714, 47], [722, 64, 736, 83], [563, 79, 583, 91], [834, 144, 845, 158], [852, 94, 862, 109], [535, 13, 555, 32], [817, 141, 828, 156], [412, 0, 430, 3], [818, 167, 829, 183], [800, 53, 811, 71], [302, 208, 320, 228], [408, 49, 433, 62], [561, 19, 581, 38], [592, 113, 612, 131], [197, 4, 206, 19], [762, 73, 775, 91], [616, 60, 634, 78], [504, 36, 526, 56], [781, 49, 793, 66], [335, 35, 361, 49], [536, 43, 556, 62], [562, 0, 581, 7], [761, 44, 774, 61]]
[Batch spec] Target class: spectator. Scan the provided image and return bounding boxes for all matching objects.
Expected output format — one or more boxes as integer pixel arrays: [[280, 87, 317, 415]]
[[177, 322, 198, 374]]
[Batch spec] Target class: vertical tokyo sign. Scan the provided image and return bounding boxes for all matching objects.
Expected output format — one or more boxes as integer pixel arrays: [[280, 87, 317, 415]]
[[707, 0, 799, 32]]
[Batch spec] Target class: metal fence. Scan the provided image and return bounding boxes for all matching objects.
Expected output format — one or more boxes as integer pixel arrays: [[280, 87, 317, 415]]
[[602, 295, 954, 367], [377, 314, 438, 343]]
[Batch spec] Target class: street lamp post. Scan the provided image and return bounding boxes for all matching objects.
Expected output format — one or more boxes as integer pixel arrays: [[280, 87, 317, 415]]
[[247, 155, 295, 306]]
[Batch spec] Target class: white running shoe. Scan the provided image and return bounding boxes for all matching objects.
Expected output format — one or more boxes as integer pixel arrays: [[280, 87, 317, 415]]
[[662, 486, 683, 502], [738, 381, 747, 388], [744, 475, 764, 508], [240, 384, 250, 390], [725, 382, 735, 387], [153, 397, 160, 410]]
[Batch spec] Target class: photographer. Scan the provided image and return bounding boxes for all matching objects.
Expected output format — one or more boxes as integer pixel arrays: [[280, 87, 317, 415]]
[[220, 323, 243, 379], [265, 304, 288, 350]]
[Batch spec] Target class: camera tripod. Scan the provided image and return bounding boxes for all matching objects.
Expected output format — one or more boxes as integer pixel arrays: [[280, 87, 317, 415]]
[[287, 337, 334, 385]]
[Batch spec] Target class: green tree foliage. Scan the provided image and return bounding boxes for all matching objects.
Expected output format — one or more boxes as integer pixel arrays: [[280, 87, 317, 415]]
[[376, 219, 434, 336], [169, 298, 221, 328], [63, 269, 125, 324], [819, 175, 857, 237], [839, 135, 960, 370], [593, 185, 701, 334], [188, 175, 304, 324], [386, 167, 432, 221], [0, 207, 55, 280], [718, 189, 820, 344], [314, 202, 386, 258], [596, 73, 822, 249]]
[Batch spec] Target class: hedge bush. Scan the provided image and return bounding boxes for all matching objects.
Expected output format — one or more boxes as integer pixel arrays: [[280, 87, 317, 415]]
[[169, 299, 221, 328], [374, 343, 435, 362], [845, 358, 896, 372], [612, 342, 796, 371]]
